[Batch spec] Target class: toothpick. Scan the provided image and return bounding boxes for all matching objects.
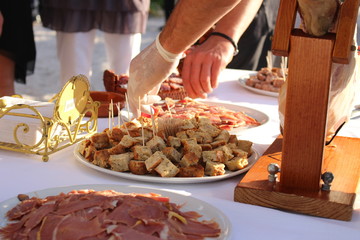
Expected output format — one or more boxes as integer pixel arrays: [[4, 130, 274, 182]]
[[166, 102, 173, 118], [111, 99, 114, 130], [108, 102, 111, 130], [116, 102, 120, 127], [281, 56, 287, 81], [150, 107, 156, 136], [266, 51, 273, 70], [139, 96, 145, 146], [125, 93, 130, 121]]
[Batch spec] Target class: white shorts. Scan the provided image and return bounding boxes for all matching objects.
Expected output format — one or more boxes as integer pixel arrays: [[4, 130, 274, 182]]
[[56, 30, 141, 86]]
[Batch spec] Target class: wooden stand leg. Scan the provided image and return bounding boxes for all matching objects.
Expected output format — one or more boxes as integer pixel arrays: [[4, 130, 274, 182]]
[[280, 30, 334, 191]]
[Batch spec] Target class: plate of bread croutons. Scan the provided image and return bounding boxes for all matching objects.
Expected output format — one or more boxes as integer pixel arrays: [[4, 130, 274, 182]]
[[75, 116, 259, 183]]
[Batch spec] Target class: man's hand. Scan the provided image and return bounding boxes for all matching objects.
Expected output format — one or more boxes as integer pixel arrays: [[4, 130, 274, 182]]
[[127, 34, 183, 118], [181, 36, 235, 99]]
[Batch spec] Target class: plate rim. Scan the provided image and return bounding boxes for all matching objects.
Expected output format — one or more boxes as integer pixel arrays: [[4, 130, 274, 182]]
[[0, 184, 231, 240], [238, 72, 279, 98], [73, 143, 260, 184]]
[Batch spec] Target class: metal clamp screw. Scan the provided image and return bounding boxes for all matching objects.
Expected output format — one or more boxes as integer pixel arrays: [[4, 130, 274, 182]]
[[268, 163, 280, 182], [321, 172, 334, 191]]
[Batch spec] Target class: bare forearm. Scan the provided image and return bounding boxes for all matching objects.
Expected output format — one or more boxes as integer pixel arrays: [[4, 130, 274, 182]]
[[159, 0, 241, 54], [214, 0, 263, 42]]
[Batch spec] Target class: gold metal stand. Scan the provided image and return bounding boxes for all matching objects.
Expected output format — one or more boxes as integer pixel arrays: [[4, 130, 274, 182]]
[[0, 75, 100, 161]]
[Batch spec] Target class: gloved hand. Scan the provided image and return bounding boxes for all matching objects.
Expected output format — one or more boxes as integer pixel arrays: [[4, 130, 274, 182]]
[[127, 33, 184, 118]]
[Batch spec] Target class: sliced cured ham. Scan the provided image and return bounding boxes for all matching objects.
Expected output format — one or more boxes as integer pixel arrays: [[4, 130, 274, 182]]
[[0, 190, 221, 240], [153, 97, 260, 130]]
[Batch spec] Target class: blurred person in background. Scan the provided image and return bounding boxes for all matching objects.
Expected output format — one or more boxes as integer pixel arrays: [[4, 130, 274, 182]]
[[227, 0, 280, 71], [39, 0, 150, 89], [0, 0, 36, 97]]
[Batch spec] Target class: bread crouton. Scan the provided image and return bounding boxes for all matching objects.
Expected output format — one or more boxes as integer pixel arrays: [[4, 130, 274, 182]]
[[237, 139, 253, 156], [214, 129, 230, 142], [179, 152, 199, 167], [78, 139, 91, 156], [181, 138, 197, 146], [214, 145, 234, 162], [210, 140, 227, 149], [205, 161, 226, 176], [167, 136, 181, 148], [202, 150, 225, 163], [90, 132, 110, 149], [231, 148, 248, 158], [197, 116, 212, 125], [199, 143, 212, 151], [198, 122, 221, 137], [109, 153, 131, 172], [120, 135, 139, 148], [162, 147, 182, 163], [107, 143, 127, 155], [93, 149, 110, 168], [129, 160, 147, 175], [141, 127, 153, 139], [228, 134, 238, 144], [146, 136, 166, 152], [179, 119, 196, 130], [84, 143, 96, 161], [225, 157, 248, 171], [155, 158, 180, 177], [107, 127, 125, 142], [182, 140, 202, 158], [145, 151, 167, 171], [178, 165, 204, 177], [133, 145, 152, 161], [175, 130, 188, 139], [186, 130, 213, 144]]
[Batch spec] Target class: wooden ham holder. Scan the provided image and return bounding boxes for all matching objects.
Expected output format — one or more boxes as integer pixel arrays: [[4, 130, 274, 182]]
[[234, 0, 360, 221]]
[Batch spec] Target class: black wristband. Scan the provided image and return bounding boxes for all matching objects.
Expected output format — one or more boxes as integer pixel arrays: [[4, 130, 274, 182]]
[[210, 32, 239, 56]]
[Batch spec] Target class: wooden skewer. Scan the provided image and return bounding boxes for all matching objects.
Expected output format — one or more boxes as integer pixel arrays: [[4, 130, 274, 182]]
[[111, 99, 114, 130], [166, 102, 173, 118], [138, 96, 145, 146], [125, 93, 130, 121], [150, 107, 156, 136], [108, 101, 111, 130], [266, 50, 273, 70], [116, 102, 120, 127], [281, 56, 287, 81]]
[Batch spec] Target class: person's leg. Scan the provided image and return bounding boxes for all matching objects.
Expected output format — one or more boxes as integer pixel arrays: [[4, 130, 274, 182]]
[[0, 54, 15, 96], [103, 32, 141, 75], [56, 30, 96, 88]]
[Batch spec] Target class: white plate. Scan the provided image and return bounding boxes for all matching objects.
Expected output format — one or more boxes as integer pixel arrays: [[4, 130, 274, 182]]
[[74, 144, 259, 184], [238, 72, 279, 98], [0, 184, 231, 240]]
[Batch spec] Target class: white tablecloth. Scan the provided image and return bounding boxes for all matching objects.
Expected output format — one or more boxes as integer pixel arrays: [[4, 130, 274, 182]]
[[1, 69, 359, 240]]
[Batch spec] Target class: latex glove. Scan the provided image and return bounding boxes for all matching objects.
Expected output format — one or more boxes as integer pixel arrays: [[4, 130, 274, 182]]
[[181, 35, 234, 99], [127, 33, 184, 118]]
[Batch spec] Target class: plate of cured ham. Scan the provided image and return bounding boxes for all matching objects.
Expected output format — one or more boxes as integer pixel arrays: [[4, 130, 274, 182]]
[[0, 184, 231, 239], [237, 68, 286, 98], [151, 98, 269, 133]]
